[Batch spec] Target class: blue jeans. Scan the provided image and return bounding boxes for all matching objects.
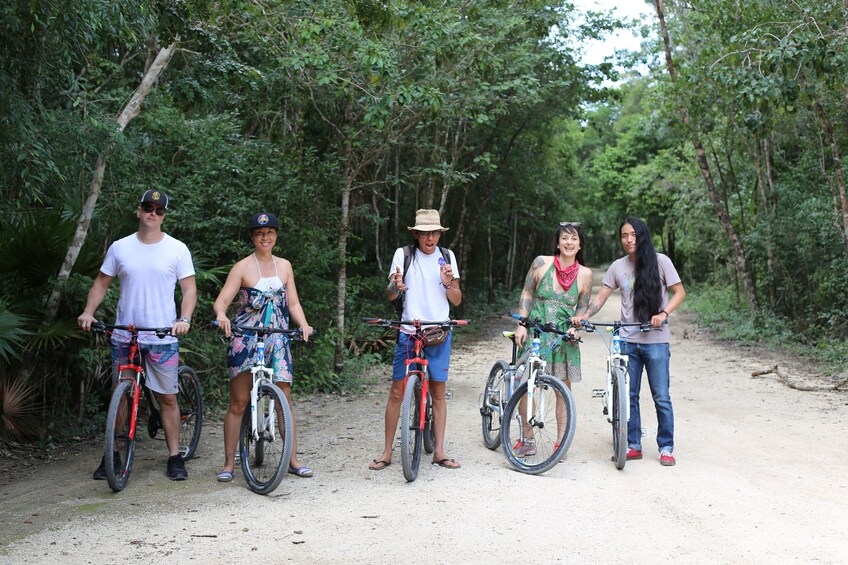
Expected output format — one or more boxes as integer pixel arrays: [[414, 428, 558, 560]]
[[622, 342, 673, 453]]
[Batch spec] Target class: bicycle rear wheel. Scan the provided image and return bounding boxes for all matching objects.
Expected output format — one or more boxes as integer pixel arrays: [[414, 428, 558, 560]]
[[500, 374, 576, 475], [239, 383, 292, 495], [481, 360, 510, 450], [423, 393, 435, 455], [611, 364, 628, 470], [177, 366, 203, 460], [400, 375, 423, 482], [105, 379, 137, 492]]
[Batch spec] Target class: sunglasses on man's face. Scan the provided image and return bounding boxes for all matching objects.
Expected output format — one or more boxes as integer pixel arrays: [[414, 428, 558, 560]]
[[142, 203, 166, 216]]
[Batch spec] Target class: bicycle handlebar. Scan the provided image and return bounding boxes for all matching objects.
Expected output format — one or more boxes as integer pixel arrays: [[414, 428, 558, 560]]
[[212, 320, 312, 340], [90, 322, 173, 339], [579, 320, 665, 333], [362, 317, 469, 329], [510, 314, 580, 342]]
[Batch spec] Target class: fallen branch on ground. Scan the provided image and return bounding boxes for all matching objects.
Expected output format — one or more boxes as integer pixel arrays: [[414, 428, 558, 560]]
[[751, 365, 848, 392]]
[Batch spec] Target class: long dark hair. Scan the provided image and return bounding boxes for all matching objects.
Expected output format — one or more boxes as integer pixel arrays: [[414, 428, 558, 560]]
[[554, 223, 586, 265], [621, 217, 661, 322]]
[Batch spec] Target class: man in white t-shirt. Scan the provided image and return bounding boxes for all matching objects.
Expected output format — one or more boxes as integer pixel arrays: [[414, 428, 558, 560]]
[[78, 189, 196, 481], [368, 209, 463, 471]]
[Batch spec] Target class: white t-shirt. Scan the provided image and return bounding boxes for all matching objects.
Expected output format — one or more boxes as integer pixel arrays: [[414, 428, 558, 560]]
[[101, 233, 195, 344], [389, 246, 460, 334]]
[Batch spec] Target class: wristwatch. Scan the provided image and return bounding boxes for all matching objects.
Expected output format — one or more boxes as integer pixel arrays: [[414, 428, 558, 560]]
[[178, 317, 191, 324]]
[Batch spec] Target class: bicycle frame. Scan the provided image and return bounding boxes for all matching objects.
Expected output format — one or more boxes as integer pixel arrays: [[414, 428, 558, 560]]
[[248, 336, 279, 443], [404, 335, 430, 432], [594, 325, 631, 425]]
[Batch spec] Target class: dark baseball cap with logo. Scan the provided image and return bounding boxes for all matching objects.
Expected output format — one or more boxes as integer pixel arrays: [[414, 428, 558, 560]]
[[250, 212, 279, 230], [139, 189, 169, 210]]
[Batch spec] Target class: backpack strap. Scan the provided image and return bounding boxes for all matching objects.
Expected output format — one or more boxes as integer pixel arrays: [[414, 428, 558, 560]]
[[401, 245, 451, 280]]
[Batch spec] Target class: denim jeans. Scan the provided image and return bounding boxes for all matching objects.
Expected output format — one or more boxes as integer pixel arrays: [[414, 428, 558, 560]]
[[622, 341, 673, 453]]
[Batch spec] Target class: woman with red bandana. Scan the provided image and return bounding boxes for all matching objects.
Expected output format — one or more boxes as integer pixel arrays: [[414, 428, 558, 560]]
[[513, 222, 593, 387]]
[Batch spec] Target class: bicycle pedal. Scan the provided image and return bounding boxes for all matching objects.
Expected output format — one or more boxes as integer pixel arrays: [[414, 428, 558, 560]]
[[591, 389, 604, 398]]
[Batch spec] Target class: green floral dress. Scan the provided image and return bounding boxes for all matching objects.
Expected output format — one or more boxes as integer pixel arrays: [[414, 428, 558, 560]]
[[522, 262, 582, 383]]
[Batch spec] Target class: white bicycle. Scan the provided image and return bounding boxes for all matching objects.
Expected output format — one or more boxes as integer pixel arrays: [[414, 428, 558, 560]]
[[499, 314, 579, 475], [579, 320, 656, 470]]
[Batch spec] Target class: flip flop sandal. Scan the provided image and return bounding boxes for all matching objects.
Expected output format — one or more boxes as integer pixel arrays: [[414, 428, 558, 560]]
[[217, 470, 234, 482], [368, 459, 392, 471]]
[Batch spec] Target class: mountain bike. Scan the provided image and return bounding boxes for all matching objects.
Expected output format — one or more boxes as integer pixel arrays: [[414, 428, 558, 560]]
[[363, 317, 469, 482], [223, 324, 310, 495], [500, 314, 578, 475], [578, 320, 657, 470], [91, 322, 203, 492]]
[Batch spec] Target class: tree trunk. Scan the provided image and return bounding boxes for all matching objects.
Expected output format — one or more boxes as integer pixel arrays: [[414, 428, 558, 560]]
[[813, 96, 848, 256], [334, 144, 354, 373], [654, 0, 759, 309], [41, 39, 179, 326]]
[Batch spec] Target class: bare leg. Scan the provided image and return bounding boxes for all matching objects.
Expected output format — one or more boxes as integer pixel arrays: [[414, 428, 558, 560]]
[[429, 381, 459, 467], [369, 380, 404, 469], [221, 372, 251, 473], [154, 391, 181, 457]]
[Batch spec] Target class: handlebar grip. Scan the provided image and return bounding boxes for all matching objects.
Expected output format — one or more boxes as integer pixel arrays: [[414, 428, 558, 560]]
[[454, 320, 469, 326], [362, 317, 382, 324], [510, 313, 523, 321]]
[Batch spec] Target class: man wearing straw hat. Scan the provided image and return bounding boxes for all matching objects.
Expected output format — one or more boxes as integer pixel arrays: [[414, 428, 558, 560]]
[[368, 209, 463, 471]]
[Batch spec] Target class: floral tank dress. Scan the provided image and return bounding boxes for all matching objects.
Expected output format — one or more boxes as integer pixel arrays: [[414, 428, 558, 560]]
[[226, 284, 293, 383], [522, 262, 582, 383]]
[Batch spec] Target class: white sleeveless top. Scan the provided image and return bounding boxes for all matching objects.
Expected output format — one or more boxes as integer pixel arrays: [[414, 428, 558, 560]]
[[253, 254, 283, 292]]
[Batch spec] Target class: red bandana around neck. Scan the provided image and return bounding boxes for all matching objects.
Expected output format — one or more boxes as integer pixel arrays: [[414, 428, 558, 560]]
[[553, 256, 580, 291]]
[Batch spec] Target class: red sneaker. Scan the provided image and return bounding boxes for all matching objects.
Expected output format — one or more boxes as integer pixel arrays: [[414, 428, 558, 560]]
[[626, 448, 642, 460], [660, 450, 676, 466]]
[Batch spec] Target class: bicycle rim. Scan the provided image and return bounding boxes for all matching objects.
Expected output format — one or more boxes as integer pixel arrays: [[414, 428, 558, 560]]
[[105, 379, 137, 492], [240, 383, 292, 494], [423, 393, 435, 455], [500, 375, 576, 475], [612, 365, 628, 470], [481, 360, 509, 450], [400, 375, 423, 482], [177, 366, 203, 460]]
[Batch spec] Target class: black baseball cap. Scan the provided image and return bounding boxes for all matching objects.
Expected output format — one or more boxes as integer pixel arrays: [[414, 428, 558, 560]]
[[250, 212, 279, 230], [139, 189, 169, 209]]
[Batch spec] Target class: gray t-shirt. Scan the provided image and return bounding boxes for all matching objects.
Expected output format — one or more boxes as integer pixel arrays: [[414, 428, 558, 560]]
[[602, 253, 681, 344]]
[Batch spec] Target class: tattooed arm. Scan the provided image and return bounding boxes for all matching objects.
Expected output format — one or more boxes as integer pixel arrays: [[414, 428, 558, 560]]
[[572, 284, 613, 325], [514, 256, 546, 346]]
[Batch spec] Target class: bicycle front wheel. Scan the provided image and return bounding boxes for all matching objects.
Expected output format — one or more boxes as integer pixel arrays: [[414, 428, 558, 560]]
[[481, 360, 510, 450], [105, 379, 138, 492], [611, 364, 628, 470], [500, 374, 576, 475], [400, 375, 423, 482], [239, 383, 293, 495], [177, 366, 203, 460]]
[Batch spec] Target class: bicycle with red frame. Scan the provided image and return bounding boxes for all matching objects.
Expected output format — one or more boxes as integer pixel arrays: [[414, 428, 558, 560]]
[[363, 317, 468, 482], [90, 322, 203, 492]]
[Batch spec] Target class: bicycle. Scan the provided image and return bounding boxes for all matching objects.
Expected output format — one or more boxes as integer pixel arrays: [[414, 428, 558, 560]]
[[499, 314, 578, 475], [91, 322, 203, 492], [578, 320, 658, 470], [479, 329, 525, 450], [222, 323, 309, 495], [362, 317, 468, 482]]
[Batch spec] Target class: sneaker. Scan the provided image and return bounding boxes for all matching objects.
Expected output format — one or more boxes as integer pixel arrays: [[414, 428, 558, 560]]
[[660, 450, 676, 466], [92, 452, 122, 480], [513, 440, 536, 457], [166, 454, 188, 480], [626, 448, 643, 461]]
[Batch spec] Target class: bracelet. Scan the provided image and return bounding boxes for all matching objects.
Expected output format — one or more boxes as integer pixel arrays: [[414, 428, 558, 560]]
[[442, 277, 458, 290], [178, 317, 191, 324], [661, 310, 669, 318]]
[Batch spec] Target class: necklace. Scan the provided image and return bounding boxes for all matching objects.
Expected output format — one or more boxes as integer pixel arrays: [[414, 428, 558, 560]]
[[553, 256, 580, 291]]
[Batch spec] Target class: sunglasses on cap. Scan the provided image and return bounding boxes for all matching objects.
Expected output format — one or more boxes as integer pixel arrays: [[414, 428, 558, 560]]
[[142, 203, 166, 216], [560, 221, 580, 227]]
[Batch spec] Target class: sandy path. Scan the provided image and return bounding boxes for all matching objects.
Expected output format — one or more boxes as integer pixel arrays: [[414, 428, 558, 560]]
[[1, 289, 846, 563]]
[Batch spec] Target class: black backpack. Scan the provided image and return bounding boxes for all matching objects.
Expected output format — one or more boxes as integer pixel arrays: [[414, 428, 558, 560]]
[[391, 244, 451, 318]]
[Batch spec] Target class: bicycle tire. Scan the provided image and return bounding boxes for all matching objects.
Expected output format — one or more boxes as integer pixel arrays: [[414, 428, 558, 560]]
[[105, 379, 137, 492], [423, 393, 435, 455], [481, 360, 510, 450], [500, 374, 576, 475], [239, 383, 292, 495], [400, 375, 423, 482], [177, 366, 203, 460], [611, 364, 628, 470]]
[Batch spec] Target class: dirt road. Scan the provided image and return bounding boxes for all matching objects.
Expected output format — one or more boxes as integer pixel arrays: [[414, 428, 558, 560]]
[[1, 289, 846, 563]]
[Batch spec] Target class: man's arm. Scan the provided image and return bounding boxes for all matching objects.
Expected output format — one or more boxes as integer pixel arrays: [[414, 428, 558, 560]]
[[650, 282, 686, 328], [173, 275, 197, 336], [77, 272, 113, 331]]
